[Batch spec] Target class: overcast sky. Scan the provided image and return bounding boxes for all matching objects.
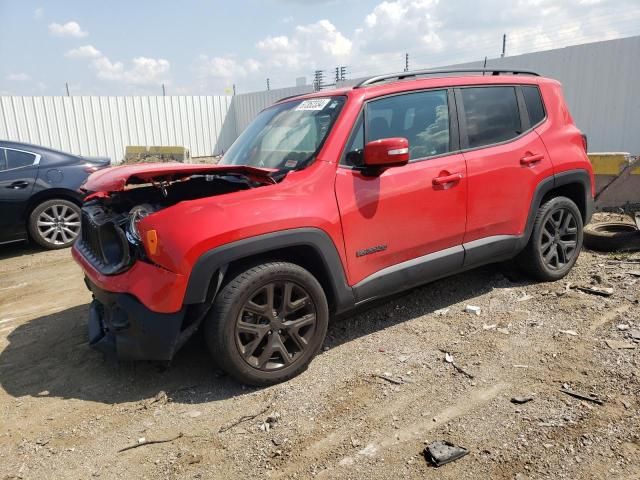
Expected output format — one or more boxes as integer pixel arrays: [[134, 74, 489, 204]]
[[0, 0, 639, 96]]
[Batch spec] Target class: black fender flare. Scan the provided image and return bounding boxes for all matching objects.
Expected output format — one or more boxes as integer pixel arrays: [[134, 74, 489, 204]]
[[516, 168, 594, 251], [183, 227, 355, 313]]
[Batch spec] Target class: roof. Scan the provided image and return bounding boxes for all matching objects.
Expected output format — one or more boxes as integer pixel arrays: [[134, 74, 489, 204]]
[[275, 69, 550, 105]]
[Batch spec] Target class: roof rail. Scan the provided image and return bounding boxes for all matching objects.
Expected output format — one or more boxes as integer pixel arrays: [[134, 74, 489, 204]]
[[354, 68, 540, 88]]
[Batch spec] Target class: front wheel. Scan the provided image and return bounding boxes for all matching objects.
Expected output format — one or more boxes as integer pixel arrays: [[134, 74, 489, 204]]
[[204, 262, 329, 386], [517, 196, 584, 281]]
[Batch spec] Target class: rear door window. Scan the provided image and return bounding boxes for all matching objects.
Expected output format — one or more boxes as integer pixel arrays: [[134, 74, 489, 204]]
[[5, 149, 37, 169], [460, 86, 522, 149], [522, 86, 546, 126]]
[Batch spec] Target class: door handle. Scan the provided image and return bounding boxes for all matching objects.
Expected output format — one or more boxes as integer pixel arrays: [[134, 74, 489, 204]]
[[432, 173, 462, 186], [6, 181, 29, 189], [520, 153, 544, 166]]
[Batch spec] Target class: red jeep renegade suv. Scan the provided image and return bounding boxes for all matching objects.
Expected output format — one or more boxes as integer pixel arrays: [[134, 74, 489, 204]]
[[73, 68, 594, 385]]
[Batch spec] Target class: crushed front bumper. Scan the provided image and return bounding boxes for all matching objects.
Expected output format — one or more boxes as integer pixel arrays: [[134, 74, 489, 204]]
[[86, 278, 186, 361]]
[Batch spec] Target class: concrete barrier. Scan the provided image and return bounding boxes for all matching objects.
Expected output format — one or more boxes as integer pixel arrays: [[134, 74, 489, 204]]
[[124, 146, 190, 164], [588, 152, 640, 209]]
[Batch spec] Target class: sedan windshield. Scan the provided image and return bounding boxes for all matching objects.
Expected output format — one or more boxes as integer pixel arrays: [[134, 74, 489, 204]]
[[220, 96, 346, 171]]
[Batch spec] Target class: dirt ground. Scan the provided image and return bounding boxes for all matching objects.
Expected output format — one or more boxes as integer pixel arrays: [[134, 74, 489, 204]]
[[1, 236, 639, 479]]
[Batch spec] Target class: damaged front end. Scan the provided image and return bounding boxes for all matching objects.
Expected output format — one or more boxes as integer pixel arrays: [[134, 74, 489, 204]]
[[75, 163, 279, 361]]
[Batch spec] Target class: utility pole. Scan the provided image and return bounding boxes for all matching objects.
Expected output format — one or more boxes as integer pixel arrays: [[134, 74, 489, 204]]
[[233, 84, 236, 96], [65, 82, 70, 96], [404, 53, 409, 72], [162, 83, 166, 96], [335, 67, 340, 83], [313, 70, 324, 91], [266, 78, 270, 91], [501, 34, 506, 58], [483, 56, 487, 75], [340, 66, 346, 81]]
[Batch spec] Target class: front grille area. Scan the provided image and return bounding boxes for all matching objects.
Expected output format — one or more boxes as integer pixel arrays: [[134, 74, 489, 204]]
[[77, 206, 132, 275]]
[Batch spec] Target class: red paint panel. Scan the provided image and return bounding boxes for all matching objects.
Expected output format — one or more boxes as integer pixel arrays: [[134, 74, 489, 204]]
[[335, 154, 467, 285]]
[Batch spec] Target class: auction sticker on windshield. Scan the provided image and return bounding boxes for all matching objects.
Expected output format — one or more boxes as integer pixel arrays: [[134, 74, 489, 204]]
[[296, 98, 331, 111]]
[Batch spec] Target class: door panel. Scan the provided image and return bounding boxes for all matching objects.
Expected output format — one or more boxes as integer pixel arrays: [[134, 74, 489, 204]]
[[335, 154, 467, 286], [0, 148, 38, 242], [336, 88, 467, 287], [457, 86, 554, 243], [462, 132, 552, 242]]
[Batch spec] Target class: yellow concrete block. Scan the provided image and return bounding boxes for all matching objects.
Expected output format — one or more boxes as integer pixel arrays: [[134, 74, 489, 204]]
[[588, 153, 629, 175], [125, 146, 147, 154]]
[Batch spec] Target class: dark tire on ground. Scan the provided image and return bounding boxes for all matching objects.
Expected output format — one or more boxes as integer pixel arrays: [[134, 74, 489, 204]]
[[28, 199, 82, 250], [583, 222, 640, 252], [204, 262, 329, 386], [517, 196, 584, 281]]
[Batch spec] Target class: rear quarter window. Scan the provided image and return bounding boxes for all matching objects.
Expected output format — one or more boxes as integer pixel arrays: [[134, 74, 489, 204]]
[[5, 149, 37, 169], [522, 85, 546, 126]]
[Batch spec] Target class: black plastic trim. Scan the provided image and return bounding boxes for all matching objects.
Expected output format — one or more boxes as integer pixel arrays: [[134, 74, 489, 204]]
[[86, 278, 186, 361], [353, 246, 464, 304], [463, 235, 520, 268], [516, 169, 593, 251], [184, 228, 355, 313]]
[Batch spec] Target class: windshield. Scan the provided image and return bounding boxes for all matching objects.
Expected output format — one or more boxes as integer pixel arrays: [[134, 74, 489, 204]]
[[220, 96, 346, 171]]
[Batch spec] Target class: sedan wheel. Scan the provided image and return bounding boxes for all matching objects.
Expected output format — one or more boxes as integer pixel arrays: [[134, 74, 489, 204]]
[[29, 199, 81, 249]]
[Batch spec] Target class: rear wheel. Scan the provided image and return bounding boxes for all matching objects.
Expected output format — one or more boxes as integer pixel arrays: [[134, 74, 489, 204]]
[[28, 199, 81, 249], [204, 262, 329, 386], [517, 196, 583, 281]]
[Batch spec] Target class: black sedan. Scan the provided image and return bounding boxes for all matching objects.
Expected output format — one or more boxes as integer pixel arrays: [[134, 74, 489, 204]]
[[0, 141, 110, 249]]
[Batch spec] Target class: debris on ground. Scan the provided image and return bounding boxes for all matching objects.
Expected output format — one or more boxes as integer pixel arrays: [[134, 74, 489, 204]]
[[442, 351, 475, 379], [559, 329, 579, 336], [424, 440, 469, 467], [560, 385, 604, 405], [117, 432, 183, 453], [218, 404, 273, 433], [510, 396, 534, 404], [464, 305, 481, 315], [605, 339, 637, 350], [434, 308, 450, 316], [572, 285, 614, 297], [372, 373, 404, 385]]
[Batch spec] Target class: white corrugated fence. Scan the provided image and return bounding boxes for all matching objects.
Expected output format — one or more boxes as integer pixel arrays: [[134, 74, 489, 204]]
[[0, 95, 236, 162]]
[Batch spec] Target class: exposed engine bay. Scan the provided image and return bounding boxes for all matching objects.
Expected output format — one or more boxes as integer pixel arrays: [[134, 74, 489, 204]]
[[78, 173, 274, 275]]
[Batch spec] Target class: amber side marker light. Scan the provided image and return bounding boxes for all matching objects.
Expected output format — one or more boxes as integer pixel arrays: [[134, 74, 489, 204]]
[[145, 230, 159, 255]]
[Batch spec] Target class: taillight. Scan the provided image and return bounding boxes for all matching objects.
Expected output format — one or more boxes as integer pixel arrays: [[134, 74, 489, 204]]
[[581, 134, 588, 153]]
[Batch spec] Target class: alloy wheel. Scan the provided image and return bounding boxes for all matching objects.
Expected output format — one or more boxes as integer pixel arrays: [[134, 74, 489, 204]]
[[540, 207, 578, 269], [235, 281, 317, 371], [37, 204, 81, 245]]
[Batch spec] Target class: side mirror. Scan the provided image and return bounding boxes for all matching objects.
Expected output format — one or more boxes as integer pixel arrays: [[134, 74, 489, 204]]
[[363, 137, 410, 170]]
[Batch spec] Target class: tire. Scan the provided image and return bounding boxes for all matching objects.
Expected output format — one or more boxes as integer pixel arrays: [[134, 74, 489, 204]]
[[204, 262, 329, 386], [517, 196, 584, 281], [583, 222, 640, 252], [28, 199, 82, 249]]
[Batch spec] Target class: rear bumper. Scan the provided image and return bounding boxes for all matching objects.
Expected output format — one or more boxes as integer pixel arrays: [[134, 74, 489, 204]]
[[86, 279, 186, 361]]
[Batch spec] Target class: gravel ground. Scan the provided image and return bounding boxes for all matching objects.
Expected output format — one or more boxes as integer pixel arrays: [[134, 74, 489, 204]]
[[0, 236, 639, 479]]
